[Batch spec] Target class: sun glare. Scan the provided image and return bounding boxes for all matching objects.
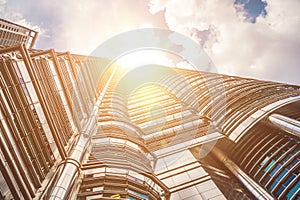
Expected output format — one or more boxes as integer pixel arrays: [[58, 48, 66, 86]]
[[139, 23, 153, 29], [116, 50, 174, 70]]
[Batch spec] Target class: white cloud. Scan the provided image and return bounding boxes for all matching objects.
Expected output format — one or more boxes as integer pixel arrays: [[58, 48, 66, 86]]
[[1, 0, 168, 55], [35, 0, 168, 55], [1, 0, 299, 85], [148, 0, 300, 85], [0, 0, 6, 5]]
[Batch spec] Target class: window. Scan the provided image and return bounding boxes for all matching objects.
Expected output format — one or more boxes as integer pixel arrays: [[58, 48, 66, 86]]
[[275, 174, 296, 196], [269, 168, 288, 190], [286, 181, 300, 199]]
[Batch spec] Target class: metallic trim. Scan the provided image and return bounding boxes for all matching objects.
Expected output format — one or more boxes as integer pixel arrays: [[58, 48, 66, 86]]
[[212, 148, 274, 200], [269, 114, 300, 137]]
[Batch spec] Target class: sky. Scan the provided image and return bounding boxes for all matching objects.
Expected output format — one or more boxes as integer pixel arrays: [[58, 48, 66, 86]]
[[0, 0, 299, 85]]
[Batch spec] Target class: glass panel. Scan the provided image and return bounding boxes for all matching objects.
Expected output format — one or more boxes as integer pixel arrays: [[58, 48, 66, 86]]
[[283, 174, 296, 187], [18, 61, 31, 82], [270, 164, 281, 176], [286, 181, 300, 200], [264, 160, 275, 172], [26, 82, 38, 103], [92, 186, 103, 192], [261, 156, 269, 166], [128, 190, 149, 200], [276, 185, 285, 196], [277, 169, 288, 181], [269, 168, 288, 190], [275, 174, 296, 196], [86, 194, 103, 200], [287, 158, 299, 170]]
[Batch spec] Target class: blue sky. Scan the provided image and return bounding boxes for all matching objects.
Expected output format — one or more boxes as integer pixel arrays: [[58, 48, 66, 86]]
[[234, 0, 267, 22], [0, 0, 299, 85]]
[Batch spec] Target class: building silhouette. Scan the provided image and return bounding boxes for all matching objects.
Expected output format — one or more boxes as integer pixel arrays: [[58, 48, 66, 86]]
[[0, 18, 299, 200]]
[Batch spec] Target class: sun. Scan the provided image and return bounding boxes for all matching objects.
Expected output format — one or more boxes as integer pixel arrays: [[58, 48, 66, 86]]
[[116, 50, 175, 70]]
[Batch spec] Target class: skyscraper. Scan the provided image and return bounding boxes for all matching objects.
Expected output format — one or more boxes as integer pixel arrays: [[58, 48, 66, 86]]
[[0, 18, 38, 49], [0, 18, 299, 200]]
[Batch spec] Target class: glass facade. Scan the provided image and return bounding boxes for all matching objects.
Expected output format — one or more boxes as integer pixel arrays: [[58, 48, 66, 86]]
[[227, 108, 300, 199], [0, 17, 300, 200]]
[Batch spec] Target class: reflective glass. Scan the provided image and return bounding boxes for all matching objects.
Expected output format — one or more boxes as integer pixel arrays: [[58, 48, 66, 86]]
[[264, 160, 275, 172], [269, 168, 288, 190], [270, 164, 281, 177], [286, 181, 300, 199]]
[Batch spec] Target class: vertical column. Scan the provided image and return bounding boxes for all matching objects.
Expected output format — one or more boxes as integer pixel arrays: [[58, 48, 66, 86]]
[[211, 147, 274, 200], [48, 67, 117, 200]]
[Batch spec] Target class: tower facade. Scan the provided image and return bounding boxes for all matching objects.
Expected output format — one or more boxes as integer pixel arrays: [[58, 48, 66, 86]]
[[0, 18, 38, 49], [0, 18, 299, 200]]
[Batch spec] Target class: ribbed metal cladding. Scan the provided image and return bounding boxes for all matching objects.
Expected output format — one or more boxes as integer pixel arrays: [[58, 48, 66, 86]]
[[77, 69, 166, 200], [1, 17, 300, 200], [79, 65, 299, 200], [0, 43, 108, 199], [168, 68, 300, 140], [227, 116, 300, 199], [126, 83, 212, 152], [0, 18, 38, 49]]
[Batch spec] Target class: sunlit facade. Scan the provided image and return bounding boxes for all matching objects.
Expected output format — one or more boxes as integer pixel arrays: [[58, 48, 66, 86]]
[[0, 18, 38, 49], [0, 18, 299, 200]]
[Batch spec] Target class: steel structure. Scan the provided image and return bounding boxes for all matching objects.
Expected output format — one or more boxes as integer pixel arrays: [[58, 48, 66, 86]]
[[0, 18, 299, 200], [0, 18, 38, 49]]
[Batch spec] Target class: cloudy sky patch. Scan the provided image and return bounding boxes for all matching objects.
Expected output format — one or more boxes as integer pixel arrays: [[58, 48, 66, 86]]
[[1, 0, 299, 85]]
